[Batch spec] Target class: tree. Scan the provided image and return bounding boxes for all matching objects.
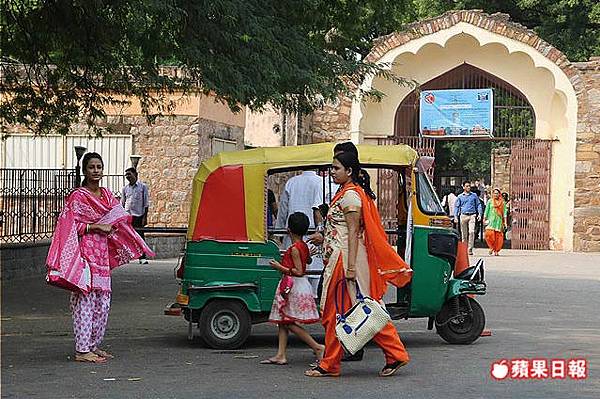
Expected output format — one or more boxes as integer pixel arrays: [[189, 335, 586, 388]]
[[435, 140, 504, 183], [412, 0, 600, 62], [1, 0, 412, 135]]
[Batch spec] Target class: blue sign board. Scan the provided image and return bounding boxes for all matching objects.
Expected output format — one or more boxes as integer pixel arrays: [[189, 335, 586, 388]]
[[419, 89, 493, 138]]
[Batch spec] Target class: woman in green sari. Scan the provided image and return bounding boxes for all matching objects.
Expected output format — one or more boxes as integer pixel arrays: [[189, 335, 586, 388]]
[[483, 188, 508, 256]]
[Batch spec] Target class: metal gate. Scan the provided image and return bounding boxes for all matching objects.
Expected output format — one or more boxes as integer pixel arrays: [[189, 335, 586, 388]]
[[0, 168, 75, 243], [375, 136, 435, 246], [509, 139, 552, 250]]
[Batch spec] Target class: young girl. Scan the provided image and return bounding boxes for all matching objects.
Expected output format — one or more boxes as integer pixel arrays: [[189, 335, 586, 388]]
[[260, 212, 324, 366]]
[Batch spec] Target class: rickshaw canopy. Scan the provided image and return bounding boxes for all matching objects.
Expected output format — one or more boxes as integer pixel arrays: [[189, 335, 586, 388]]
[[187, 142, 419, 242]]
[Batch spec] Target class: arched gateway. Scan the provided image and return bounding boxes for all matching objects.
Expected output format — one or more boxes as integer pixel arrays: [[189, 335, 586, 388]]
[[311, 10, 600, 252]]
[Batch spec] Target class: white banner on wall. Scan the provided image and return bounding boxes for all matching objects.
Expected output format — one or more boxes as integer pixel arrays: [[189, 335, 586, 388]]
[[1, 134, 133, 175]]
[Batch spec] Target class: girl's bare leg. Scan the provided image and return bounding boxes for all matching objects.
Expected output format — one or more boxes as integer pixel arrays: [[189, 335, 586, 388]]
[[260, 325, 289, 364], [288, 323, 325, 358], [275, 324, 289, 361]]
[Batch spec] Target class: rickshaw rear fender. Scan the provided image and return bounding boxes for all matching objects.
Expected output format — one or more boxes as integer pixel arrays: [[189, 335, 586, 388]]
[[446, 279, 486, 299], [187, 287, 262, 313]]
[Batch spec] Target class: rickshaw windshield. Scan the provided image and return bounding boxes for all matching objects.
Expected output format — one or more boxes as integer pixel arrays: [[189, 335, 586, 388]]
[[416, 171, 444, 214]]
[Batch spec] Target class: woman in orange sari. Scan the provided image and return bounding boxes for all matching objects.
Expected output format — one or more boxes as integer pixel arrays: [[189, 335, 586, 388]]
[[304, 151, 412, 378], [483, 188, 508, 256]]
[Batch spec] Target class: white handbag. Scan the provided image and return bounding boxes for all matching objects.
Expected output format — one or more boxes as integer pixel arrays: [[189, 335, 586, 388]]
[[334, 279, 391, 355]]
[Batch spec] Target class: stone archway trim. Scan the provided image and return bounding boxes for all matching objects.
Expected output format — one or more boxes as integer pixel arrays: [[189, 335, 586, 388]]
[[365, 10, 583, 94]]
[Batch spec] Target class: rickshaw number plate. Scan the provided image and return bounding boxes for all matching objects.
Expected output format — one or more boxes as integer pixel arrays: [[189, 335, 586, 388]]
[[256, 257, 275, 266]]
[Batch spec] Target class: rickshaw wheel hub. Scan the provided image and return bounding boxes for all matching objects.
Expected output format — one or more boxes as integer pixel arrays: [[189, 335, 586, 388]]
[[210, 310, 240, 339]]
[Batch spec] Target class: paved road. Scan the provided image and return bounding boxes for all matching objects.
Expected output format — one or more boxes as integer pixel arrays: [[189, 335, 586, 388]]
[[2, 250, 599, 398]]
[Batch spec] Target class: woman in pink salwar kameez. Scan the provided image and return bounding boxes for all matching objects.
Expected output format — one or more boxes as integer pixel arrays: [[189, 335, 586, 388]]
[[46, 153, 154, 363]]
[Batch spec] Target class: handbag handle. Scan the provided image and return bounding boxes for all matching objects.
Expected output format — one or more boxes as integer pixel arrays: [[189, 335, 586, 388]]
[[334, 278, 365, 321]]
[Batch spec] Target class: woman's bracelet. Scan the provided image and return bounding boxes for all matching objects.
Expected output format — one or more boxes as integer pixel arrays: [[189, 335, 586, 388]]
[[85, 224, 90, 234]]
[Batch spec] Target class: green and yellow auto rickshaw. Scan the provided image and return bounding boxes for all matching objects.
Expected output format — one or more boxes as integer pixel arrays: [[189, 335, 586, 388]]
[[165, 143, 486, 348]]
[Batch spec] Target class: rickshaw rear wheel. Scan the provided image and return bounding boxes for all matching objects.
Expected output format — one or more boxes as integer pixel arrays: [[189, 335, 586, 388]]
[[199, 300, 251, 349], [435, 296, 485, 345]]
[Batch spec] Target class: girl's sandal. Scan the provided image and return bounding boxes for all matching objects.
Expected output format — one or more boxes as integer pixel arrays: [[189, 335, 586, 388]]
[[304, 366, 340, 377], [379, 360, 409, 377], [75, 352, 107, 364], [93, 349, 114, 359]]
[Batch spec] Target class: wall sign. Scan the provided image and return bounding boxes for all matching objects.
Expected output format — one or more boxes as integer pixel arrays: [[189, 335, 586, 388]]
[[420, 89, 493, 138]]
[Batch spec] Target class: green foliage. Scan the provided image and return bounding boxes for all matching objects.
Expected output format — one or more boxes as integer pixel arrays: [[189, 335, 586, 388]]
[[412, 0, 600, 62], [435, 140, 509, 182], [1, 0, 597, 135], [0, 0, 414, 134]]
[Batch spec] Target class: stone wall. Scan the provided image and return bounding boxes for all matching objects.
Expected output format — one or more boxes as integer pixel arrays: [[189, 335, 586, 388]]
[[0, 241, 50, 279], [491, 147, 511, 193], [73, 114, 244, 228], [145, 234, 187, 258], [310, 97, 353, 143], [132, 116, 244, 228], [573, 58, 600, 252]]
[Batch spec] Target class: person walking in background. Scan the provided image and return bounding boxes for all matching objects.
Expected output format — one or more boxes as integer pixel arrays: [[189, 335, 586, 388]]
[[46, 153, 154, 363], [454, 181, 483, 255], [267, 189, 278, 228], [121, 167, 150, 264], [260, 212, 324, 366], [484, 188, 508, 256], [276, 170, 324, 296], [441, 188, 458, 227]]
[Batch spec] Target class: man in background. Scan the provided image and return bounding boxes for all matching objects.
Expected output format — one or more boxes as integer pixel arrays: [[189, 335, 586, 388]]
[[454, 181, 483, 255], [276, 170, 324, 295], [122, 167, 150, 264], [441, 187, 458, 228]]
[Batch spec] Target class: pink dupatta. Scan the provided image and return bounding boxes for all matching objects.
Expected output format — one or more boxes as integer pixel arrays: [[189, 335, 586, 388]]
[[46, 187, 155, 293]]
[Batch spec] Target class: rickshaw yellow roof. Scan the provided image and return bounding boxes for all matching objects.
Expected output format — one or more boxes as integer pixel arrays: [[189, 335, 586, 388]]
[[195, 142, 419, 176], [188, 143, 419, 241]]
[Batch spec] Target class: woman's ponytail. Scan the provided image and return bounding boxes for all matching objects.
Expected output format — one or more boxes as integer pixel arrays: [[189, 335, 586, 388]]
[[334, 151, 377, 200], [357, 169, 376, 200]]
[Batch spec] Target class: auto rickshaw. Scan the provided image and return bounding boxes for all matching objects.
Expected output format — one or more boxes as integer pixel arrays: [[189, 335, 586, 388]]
[[165, 143, 486, 349]]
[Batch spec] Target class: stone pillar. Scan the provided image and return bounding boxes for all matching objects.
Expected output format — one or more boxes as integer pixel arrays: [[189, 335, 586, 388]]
[[310, 96, 353, 142], [573, 58, 600, 251], [491, 147, 511, 193]]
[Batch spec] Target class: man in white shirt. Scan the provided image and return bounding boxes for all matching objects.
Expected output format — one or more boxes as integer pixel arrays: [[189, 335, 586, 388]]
[[442, 188, 458, 226], [122, 167, 150, 263], [276, 171, 325, 296]]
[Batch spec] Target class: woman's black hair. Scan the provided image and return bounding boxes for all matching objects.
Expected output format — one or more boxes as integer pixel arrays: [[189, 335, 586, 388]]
[[333, 151, 376, 199], [333, 141, 358, 157], [80, 152, 104, 187]]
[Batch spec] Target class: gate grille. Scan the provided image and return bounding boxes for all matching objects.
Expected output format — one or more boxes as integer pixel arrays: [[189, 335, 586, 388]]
[[509, 139, 552, 250]]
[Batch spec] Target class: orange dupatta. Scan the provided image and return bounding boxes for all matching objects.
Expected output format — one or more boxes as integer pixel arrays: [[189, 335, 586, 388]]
[[331, 182, 413, 300]]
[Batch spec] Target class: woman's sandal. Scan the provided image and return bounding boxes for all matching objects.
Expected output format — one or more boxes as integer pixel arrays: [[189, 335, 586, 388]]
[[74, 352, 107, 364], [304, 366, 340, 377], [93, 349, 114, 359], [379, 360, 409, 377]]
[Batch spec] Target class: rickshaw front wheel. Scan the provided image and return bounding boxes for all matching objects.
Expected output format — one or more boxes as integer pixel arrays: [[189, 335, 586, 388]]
[[199, 300, 252, 349], [435, 296, 485, 345]]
